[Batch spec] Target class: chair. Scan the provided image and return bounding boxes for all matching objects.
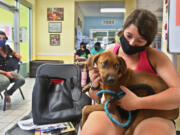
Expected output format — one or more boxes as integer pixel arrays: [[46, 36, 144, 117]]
[[1, 60, 25, 111]]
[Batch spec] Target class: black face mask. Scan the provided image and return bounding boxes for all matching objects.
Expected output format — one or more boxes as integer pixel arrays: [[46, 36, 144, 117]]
[[95, 46, 100, 51], [83, 46, 86, 49], [120, 35, 148, 55], [81, 45, 86, 50]]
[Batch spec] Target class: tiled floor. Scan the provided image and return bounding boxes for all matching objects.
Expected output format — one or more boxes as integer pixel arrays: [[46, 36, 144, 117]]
[[0, 77, 180, 135]]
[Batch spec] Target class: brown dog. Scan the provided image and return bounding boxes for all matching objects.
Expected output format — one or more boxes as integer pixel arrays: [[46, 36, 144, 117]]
[[81, 51, 179, 135]]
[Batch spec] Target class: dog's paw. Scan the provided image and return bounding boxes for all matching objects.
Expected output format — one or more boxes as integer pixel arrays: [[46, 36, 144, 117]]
[[82, 84, 90, 93]]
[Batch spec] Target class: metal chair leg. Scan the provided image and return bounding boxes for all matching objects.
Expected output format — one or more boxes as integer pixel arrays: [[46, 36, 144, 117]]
[[3, 91, 7, 111], [2, 88, 25, 111], [19, 88, 25, 100], [0, 93, 3, 99]]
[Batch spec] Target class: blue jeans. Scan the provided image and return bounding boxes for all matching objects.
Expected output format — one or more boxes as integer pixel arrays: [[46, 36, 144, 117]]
[[0, 72, 25, 95]]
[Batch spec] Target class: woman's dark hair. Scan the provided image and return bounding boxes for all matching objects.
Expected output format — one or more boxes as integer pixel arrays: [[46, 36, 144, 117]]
[[80, 42, 85, 46], [0, 30, 8, 40], [123, 9, 157, 45], [80, 42, 86, 49]]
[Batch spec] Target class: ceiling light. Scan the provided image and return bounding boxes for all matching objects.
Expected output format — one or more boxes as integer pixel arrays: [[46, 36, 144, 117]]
[[100, 8, 126, 13]]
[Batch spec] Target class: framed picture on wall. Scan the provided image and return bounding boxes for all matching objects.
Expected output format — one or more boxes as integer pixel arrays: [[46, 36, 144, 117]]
[[48, 22, 62, 33], [50, 34, 60, 46], [47, 8, 64, 21]]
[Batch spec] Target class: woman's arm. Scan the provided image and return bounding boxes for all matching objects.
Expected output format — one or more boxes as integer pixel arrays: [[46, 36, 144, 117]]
[[138, 48, 180, 110], [0, 70, 14, 79], [11, 51, 22, 59], [88, 67, 102, 100], [0, 70, 7, 75], [118, 48, 180, 111]]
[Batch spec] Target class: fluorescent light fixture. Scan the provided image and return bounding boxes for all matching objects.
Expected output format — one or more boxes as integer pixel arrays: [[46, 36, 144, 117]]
[[100, 8, 126, 13]]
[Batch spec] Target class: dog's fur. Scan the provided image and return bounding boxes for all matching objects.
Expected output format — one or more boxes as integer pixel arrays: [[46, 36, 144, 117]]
[[81, 51, 179, 135]]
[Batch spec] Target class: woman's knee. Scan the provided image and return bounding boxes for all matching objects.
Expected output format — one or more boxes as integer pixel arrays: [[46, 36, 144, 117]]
[[15, 74, 25, 85], [133, 117, 176, 135], [19, 77, 25, 85], [81, 111, 108, 135], [0, 74, 10, 91], [81, 111, 123, 135]]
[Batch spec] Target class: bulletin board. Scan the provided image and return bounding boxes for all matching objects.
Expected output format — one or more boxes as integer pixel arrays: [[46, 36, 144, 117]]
[[168, 0, 180, 53]]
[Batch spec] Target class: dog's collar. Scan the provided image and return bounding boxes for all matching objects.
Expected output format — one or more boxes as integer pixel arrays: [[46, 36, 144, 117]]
[[90, 82, 100, 91]]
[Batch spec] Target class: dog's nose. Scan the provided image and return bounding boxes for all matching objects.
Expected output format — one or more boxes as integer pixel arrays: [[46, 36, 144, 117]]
[[106, 76, 115, 84]]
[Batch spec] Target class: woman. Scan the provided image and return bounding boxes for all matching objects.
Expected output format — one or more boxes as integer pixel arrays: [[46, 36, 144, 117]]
[[0, 31, 25, 103], [81, 9, 180, 135], [75, 42, 91, 59]]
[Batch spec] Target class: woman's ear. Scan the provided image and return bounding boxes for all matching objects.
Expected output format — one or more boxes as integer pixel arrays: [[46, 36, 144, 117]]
[[87, 53, 100, 70]]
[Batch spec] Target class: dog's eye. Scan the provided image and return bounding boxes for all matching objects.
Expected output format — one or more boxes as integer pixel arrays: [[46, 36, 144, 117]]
[[101, 61, 108, 67], [114, 64, 119, 69]]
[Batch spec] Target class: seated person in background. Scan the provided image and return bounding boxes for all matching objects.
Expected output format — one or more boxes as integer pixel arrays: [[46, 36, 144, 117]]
[[75, 42, 91, 60], [0, 31, 25, 103], [91, 42, 105, 56], [106, 30, 123, 50]]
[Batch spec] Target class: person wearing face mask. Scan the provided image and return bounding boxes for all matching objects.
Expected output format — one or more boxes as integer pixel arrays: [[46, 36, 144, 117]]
[[0, 31, 25, 103], [81, 9, 180, 135], [75, 42, 91, 61], [91, 42, 105, 56], [106, 30, 123, 50]]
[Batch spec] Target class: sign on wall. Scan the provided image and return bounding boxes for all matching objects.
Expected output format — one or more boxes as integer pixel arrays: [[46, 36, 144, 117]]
[[176, 0, 180, 26], [0, 24, 12, 46], [47, 8, 64, 21], [0, 25, 12, 41], [48, 22, 62, 33]]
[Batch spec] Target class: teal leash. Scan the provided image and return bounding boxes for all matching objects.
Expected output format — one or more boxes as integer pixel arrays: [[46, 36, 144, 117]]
[[97, 90, 132, 127]]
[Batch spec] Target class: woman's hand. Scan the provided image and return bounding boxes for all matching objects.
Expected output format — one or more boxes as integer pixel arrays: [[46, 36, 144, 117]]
[[88, 67, 101, 100], [89, 67, 101, 88], [116, 86, 142, 111], [12, 51, 22, 59], [15, 53, 22, 59], [5, 72, 14, 79]]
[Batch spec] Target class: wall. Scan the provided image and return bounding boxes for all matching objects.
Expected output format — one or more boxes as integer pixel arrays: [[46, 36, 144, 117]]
[[75, 2, 84, 48], [30, 0, 136, 64], [0, 0, 14, 47], [84, 17, 123, 37], [75, 0, 124, 2], [35, 0, 75, 64], [75, 3, 84, 33], [125, 0, 136, 19]]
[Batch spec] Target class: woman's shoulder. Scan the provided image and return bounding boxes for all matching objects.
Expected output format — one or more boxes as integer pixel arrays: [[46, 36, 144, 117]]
[[147, 47, 168, 58], [146, 47, 171, 66]]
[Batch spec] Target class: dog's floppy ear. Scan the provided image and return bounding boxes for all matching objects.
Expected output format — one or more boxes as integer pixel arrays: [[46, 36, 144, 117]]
[[117, 56, 127, 72], [87, 53, 101, 70]]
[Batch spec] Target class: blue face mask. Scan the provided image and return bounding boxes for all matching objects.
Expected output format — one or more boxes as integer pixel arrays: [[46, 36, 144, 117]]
[[0, 40, 6, 47]]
